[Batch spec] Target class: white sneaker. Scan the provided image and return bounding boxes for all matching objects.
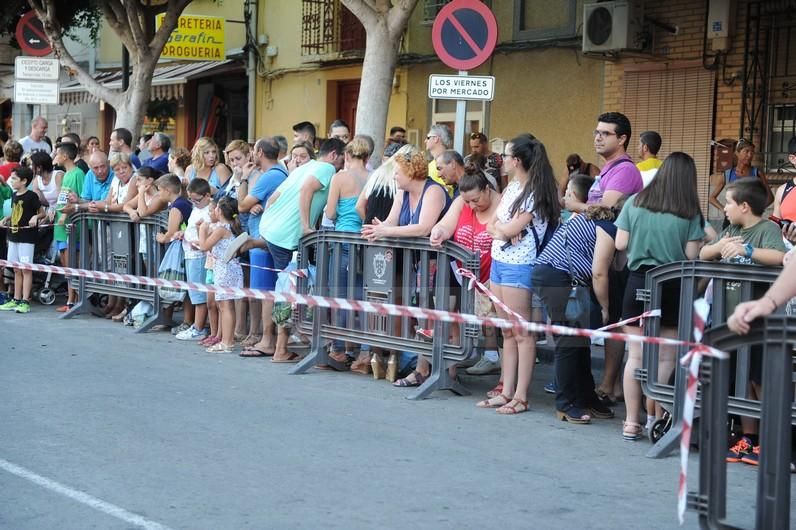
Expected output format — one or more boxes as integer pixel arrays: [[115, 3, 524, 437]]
[[223, 232, 250, 263], [465, 356, 501, 375], [176, 325, 209, 341]]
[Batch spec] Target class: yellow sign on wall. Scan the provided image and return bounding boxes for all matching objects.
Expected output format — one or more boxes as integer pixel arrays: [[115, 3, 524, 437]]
[[157, 14, 225, 61]]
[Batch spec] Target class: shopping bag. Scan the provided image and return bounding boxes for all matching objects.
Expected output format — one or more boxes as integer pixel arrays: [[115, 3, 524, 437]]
[[157, 240, 186, 303]]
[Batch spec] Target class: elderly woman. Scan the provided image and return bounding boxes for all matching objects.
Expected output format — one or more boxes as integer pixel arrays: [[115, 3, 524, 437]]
[[362, 148, 451, 387], [186, 137, 232, 195]]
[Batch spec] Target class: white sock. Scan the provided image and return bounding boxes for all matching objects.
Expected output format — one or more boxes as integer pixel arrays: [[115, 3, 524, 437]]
[[484, 349, 499, 362]]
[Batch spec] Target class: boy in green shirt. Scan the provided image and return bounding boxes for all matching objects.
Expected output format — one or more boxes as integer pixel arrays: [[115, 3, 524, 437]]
[[699, 176, 785, 467], [52, 142, 85, 312], [699, 177, 785, 266]]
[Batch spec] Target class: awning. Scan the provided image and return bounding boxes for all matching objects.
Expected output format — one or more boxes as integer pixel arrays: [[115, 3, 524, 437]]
[[60, 60, 243, 106]]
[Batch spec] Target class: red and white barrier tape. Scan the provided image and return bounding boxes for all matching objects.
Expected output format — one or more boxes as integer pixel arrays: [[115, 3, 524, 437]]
[[2, 258, 720, 351], [676, 298, 727, 524], [456, 267, 662, 330]]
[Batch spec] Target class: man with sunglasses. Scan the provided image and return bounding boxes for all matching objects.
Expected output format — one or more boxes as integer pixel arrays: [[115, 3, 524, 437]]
[[425, 124, 455, 198]]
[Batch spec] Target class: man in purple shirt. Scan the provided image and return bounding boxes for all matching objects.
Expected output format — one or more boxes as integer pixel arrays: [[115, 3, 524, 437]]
[[566, 112, 643, 211]]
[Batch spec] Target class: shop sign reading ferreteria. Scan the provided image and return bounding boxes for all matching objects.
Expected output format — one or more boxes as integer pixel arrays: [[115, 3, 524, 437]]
[[156, 14, 225, 61]]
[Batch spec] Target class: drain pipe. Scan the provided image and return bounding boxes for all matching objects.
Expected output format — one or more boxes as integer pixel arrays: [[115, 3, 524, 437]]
[[246, 0, 258, 144]]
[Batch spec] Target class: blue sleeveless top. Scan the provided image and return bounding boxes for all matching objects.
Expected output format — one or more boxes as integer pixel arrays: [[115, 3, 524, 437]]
[[334, 196, 361, 232], [724, 166, 758, 183], [398, 178, 450, 226]]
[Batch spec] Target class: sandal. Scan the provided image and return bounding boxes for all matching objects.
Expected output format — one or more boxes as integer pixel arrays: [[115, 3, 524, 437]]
[[486, 381, 504, 399], [556, 406, 591, 424], [240, 347, 273, 357], [242, 335, 261, 347], [393, 371, 427, 388], [199, 335, 219, 347], [206, 342, 233, 353], [476, 394, 511, 408], [497, 398, 529, 415], [622, 421, 644, 441]]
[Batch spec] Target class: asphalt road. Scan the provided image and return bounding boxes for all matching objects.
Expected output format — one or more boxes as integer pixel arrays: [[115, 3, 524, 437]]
[[0, 309, 790, 529]]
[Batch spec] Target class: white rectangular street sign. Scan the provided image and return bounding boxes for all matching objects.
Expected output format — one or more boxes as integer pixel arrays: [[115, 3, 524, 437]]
[[14, 80, 59, 105], [15, 56, 60, 80], [428, 74, 495, 101]]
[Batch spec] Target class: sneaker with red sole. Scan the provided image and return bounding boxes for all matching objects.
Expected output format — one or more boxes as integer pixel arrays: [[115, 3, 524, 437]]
[[727, 436, 754, 463], [741, 445, 760, 465]]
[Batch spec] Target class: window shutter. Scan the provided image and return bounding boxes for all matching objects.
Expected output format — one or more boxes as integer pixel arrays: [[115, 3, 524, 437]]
[[623, 65, 716, 210]]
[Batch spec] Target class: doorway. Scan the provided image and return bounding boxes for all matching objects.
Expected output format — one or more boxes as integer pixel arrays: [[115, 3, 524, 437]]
[[336, 80, 360, 136]]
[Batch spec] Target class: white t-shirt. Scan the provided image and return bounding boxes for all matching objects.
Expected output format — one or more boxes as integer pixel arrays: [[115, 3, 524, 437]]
[[108, 177, 130, 205], [490, 179, 548, 265], [20, 136, 51, 156], [183, 204, 212, 259]]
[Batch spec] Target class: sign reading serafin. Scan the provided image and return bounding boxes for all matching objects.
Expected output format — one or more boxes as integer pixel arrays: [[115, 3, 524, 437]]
[[156, 14, 225, 61]]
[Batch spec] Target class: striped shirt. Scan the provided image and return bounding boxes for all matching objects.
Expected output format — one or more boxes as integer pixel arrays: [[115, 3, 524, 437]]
[[535, 214, 616, 281]]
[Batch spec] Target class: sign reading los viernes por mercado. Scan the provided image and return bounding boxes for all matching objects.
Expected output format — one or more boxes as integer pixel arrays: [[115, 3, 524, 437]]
[[156, 14, 225, 61]]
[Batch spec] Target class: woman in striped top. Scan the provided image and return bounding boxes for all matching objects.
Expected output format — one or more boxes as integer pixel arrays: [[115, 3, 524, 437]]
[[532, 206, 621, 424]]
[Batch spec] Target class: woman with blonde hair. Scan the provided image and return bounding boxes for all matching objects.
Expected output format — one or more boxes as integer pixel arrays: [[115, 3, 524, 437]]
[[186, 137, 231, 195], [325, 135, 373, 371]]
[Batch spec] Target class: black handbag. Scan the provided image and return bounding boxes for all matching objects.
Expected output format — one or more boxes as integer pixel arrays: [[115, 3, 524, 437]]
[[563, 224, 592, 325]]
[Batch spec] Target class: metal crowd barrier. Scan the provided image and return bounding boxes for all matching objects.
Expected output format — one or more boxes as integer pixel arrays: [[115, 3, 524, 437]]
[[62, 211, 170, 332], [290, 231, 481, 400], [634, 261, 788, 458], [688, 316, 794, 530]]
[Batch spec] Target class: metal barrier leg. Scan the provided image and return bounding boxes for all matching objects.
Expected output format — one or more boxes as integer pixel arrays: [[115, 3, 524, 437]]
[[755, 338, 791, 530], [689, 355, 730, 528], [407, 322, 470, 400]]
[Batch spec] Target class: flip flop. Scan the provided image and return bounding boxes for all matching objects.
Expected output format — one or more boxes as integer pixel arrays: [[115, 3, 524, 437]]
[[240, 347, 274, 357], [272, 353, 300, 363]]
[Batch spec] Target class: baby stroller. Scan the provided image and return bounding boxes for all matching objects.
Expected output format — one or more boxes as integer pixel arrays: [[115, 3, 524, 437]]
[[2, 226, 68, 305]]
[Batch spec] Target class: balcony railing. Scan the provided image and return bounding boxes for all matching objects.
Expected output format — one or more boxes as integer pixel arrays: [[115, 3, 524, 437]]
[[301, 0, 366, 58]]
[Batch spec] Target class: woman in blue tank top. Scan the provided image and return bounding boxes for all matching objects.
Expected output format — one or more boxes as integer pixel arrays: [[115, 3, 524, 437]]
[[324, 136, 373, 368]]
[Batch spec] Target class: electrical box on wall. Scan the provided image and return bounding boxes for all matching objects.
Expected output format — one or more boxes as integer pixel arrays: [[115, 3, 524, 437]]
[[708, 0, 734, 51]]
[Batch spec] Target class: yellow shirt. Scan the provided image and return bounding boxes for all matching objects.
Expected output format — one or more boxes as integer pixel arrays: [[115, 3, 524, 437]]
[[636, 157, 663, 188]]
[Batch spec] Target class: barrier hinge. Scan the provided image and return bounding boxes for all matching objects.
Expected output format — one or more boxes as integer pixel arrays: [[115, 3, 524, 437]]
[[634, 367, 648, 383], [635, 288, 652, 303], [686, 492, 708, 515]]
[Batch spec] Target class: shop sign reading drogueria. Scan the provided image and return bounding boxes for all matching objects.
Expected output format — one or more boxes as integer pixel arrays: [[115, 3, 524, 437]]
[[156, 14, 225, 61]]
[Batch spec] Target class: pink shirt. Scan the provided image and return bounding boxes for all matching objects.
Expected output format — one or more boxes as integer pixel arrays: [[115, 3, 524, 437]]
[[587, 154, 643, 204]]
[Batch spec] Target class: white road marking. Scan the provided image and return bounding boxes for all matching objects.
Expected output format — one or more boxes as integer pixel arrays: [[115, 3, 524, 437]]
[[0, 458, 174, 530]]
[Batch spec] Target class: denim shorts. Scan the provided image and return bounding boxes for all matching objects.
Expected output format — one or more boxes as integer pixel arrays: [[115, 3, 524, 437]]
[[490, 259, 533, 291], [185, 257, 208, 304]]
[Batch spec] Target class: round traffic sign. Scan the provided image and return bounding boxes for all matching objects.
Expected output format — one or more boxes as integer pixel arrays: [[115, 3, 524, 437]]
[[15, 11, 52, 57], [431, 0, 498, 71]]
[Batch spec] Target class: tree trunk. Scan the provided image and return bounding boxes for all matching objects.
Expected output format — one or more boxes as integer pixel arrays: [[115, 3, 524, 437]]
[[112, 59, 155, 138], [355, 22, 400, 166]]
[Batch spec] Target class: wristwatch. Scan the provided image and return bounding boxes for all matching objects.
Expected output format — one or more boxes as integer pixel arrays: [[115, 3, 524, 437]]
[[744, 243, 754, 259]]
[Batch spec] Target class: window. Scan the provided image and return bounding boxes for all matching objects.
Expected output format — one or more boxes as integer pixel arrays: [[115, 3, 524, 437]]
[[513, 0, 576, 42], [766, 104, 796, 180], [430, 98, 487, 139], [301, 0, 365, 57], [423, 0, 452, 24]]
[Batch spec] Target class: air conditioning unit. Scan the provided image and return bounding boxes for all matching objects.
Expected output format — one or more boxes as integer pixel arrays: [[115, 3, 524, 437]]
[[583, 1, 645, 53]]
